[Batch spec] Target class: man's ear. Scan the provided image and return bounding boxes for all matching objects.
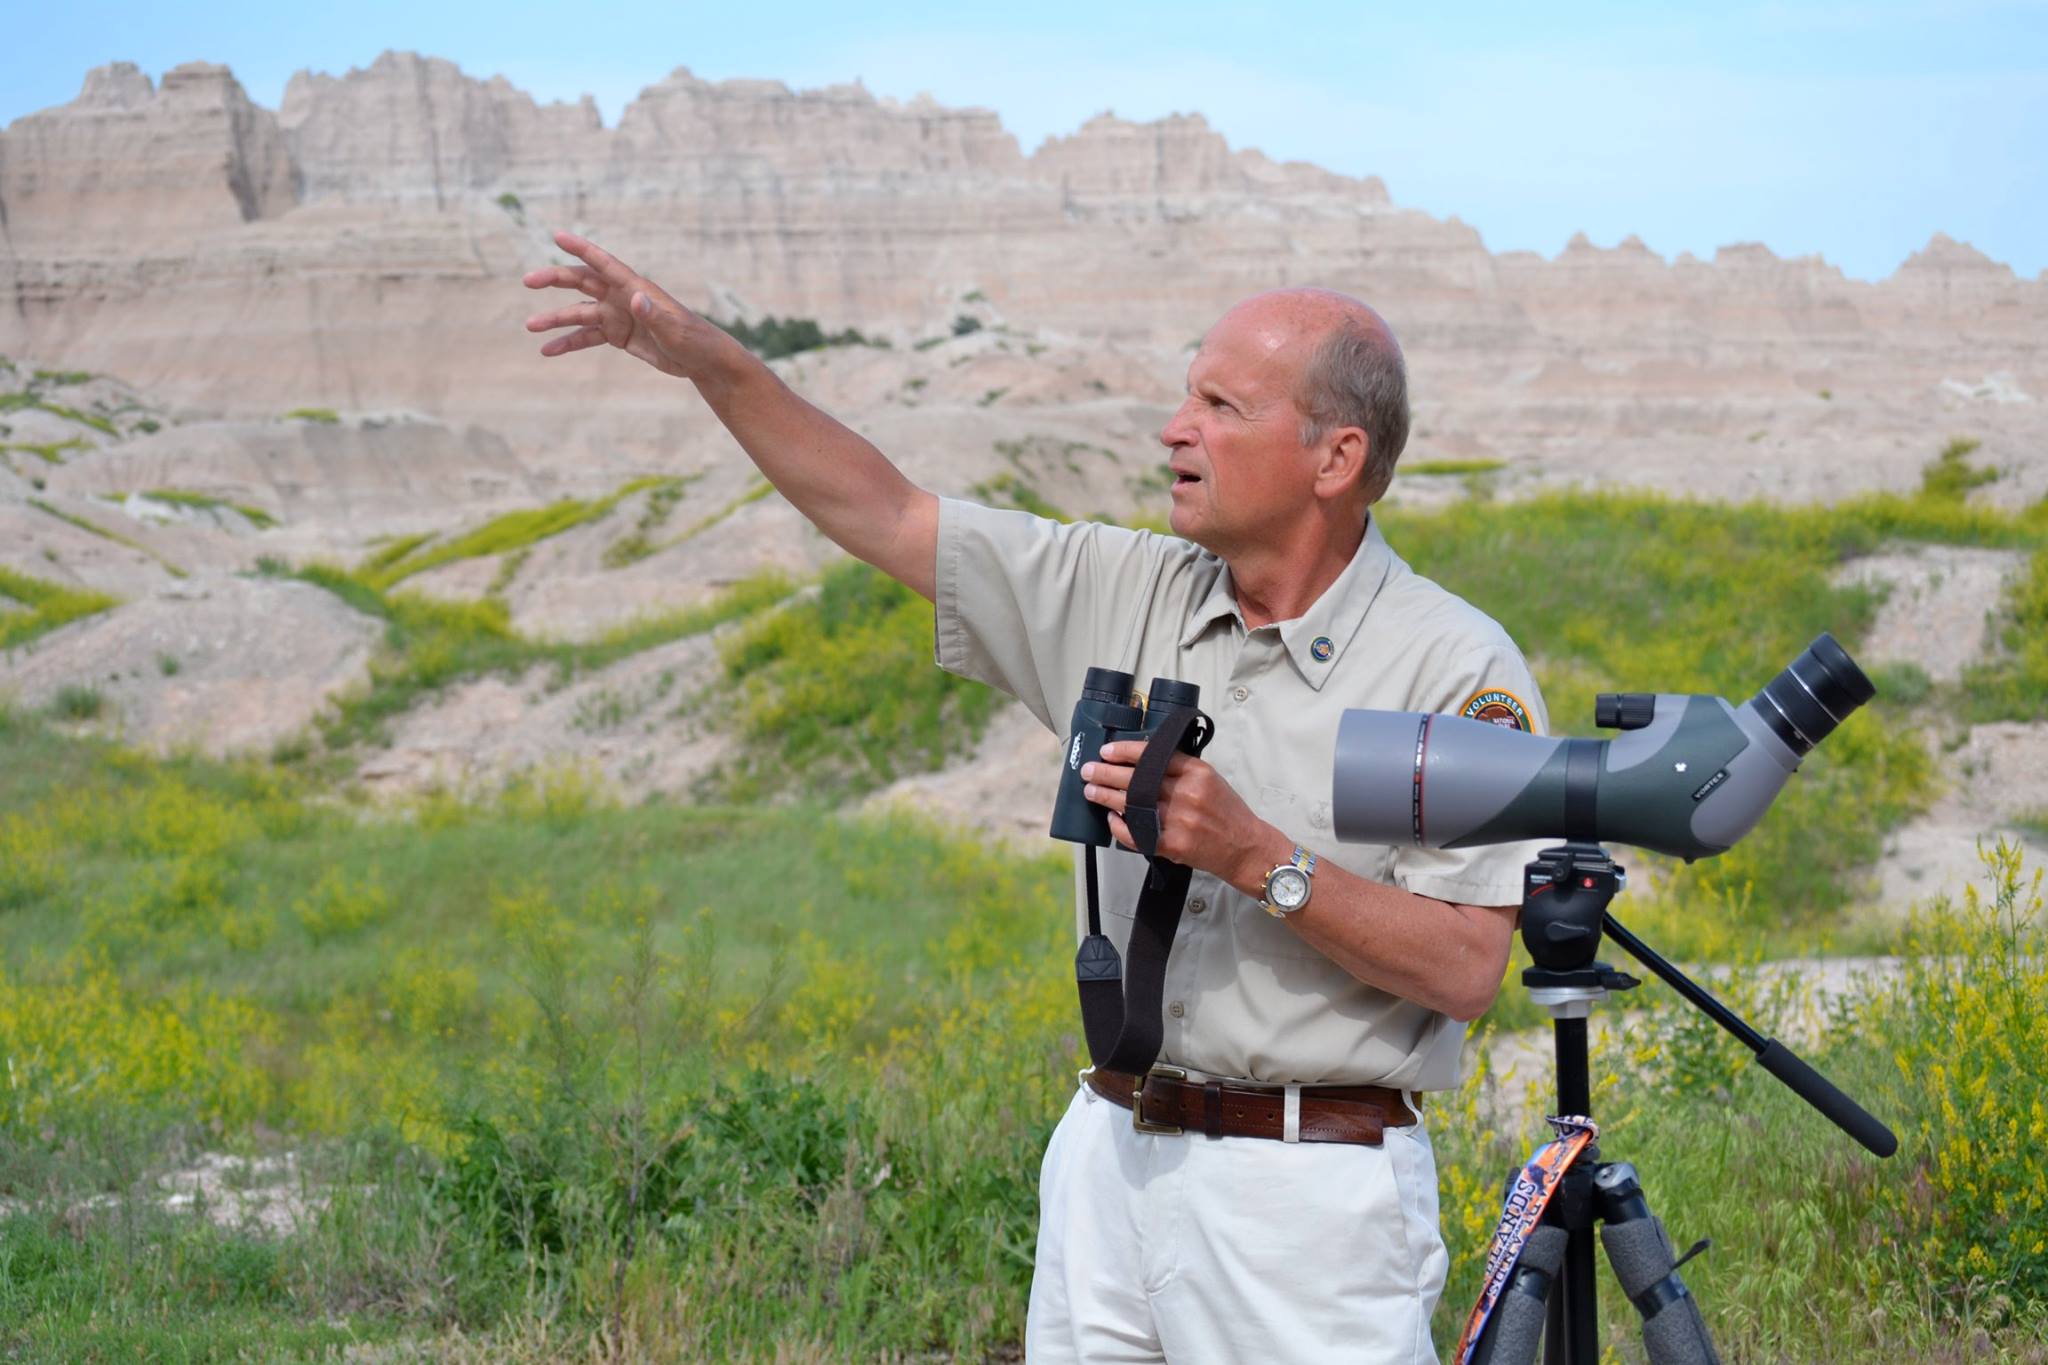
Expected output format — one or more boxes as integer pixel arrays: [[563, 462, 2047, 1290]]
[[1312, 426, 1370, 503]]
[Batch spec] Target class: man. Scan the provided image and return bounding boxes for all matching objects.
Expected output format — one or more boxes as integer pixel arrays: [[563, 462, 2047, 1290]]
[[524, 233, 1546, 1363]]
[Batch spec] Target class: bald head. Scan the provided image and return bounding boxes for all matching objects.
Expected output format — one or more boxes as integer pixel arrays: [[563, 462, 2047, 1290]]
[[1211, 289, 1409, 507]]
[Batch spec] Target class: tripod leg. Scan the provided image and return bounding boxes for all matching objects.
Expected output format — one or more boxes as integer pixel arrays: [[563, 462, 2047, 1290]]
[[1470, 1225, 1569, 1365], [1594, 1164, 1722, 1365]]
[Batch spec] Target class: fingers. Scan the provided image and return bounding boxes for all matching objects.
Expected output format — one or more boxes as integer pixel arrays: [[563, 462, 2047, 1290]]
[[525, 302, 604, 333], [553, 231, 638, 289], [521, 265, 608, 299], [1083, 769, 1185, 814], [538, 326, 606, 358]]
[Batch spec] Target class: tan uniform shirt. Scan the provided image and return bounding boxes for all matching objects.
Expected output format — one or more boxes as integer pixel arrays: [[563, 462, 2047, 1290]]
[[935, 498, 1550, 1091]]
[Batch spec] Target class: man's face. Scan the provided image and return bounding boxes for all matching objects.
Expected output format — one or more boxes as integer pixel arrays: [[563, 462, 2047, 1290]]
[[1158, 302, 1317, 558]]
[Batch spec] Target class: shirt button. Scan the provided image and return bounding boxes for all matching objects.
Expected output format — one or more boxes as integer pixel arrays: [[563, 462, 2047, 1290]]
[[1188, 897, 1206, 914], [1232, 686, 1249, 703], [1168, 1000, 1186, 1019]]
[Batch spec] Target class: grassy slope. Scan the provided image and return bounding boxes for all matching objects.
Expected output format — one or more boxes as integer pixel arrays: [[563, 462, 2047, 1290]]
[[3, 474, 2046, 1360]]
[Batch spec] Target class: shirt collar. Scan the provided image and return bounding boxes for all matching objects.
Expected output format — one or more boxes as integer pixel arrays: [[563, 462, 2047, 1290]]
[[1178, 516, 1398, 691]]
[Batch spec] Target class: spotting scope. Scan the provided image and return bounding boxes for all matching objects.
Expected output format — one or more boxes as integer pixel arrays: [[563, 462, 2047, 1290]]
[[1332, 634, 1874, 861]]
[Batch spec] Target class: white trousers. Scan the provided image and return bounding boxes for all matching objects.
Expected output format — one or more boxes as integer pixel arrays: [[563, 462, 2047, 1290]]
[[1025, 1081, 1449, 1365]]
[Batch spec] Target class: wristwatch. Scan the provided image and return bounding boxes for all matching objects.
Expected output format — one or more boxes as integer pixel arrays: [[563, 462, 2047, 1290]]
[[1260, 845, 1318, 917]]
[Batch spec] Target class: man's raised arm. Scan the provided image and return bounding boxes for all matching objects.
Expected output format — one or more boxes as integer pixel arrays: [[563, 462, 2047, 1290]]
[[523, 231, 939, 600]]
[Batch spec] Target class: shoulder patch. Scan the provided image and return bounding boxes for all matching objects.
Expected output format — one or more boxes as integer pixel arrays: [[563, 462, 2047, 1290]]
[[1460, 687, 1532, 732]]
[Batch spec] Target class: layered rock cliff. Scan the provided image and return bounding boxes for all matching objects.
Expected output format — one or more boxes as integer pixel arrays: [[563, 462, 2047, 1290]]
[[4, 50, 2035, 435], [0, 49, 2041, 529]]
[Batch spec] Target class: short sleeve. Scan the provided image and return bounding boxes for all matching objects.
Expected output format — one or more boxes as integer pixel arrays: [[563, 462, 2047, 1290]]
[[934, 498, 1178, 732], [1388, 642, 1554, 908]]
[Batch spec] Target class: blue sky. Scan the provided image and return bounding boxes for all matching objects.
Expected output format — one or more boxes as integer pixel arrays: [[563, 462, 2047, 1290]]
[[5, 1, 2044, 281]]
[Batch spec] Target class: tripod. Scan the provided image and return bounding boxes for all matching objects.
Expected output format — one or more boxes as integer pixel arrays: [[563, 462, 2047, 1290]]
[[1465, 844, 1898, 1365]]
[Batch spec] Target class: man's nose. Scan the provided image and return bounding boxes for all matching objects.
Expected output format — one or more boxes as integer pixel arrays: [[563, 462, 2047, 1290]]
[[1160, 399, 1196, 448]]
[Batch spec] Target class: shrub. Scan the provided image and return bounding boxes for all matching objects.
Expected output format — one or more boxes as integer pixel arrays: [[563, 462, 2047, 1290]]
[[284, 407, 341, 424], [713, 315, 875, 360], [1922, 436, 1998, 500], [0, 963, 275, 1136], [1867, 840, 2048, 1305], [713, 561, 1000, 798], [50, 684, 104, 720], [1959, 546, 2048, 721]]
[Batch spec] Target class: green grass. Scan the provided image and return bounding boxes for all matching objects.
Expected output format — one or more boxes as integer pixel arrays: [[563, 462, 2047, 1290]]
[[1958, 544, 2048, 722], [666, 477, 775, 546], [359, 477, 670, 590], [1921, 436, 1998, 500], [1, 438, 90, 465], [284, 407, 340, 425], [709, 560, 1003, 800], [0, 564, 122, 650], [0, 715, 2040, 1360], [1402, 458, 1508, 476], [33, 400, 117, 435], [134, 488, 279, 529], [27, 498, 188, 578], [0, 392, 115, 434], [0, 718, 1067, 1357], [273, 560, 801, 754], [601, 475, 695, 568]]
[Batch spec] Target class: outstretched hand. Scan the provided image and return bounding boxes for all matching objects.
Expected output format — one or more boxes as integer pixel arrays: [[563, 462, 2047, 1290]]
[[522, 232, 733, 381]]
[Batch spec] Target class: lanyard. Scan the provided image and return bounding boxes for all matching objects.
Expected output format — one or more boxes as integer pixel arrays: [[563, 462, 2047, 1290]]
[[1454, 1114, 1601, 1364], [1074, 704, 1212, 1075]]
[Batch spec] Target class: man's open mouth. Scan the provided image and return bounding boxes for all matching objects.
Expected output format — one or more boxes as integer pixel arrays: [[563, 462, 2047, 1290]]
[[1173, 470, 1201, 485]]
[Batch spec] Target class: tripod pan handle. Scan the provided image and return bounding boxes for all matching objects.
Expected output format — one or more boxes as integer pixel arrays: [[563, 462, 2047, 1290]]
[[1756, 1040, 1897, 1157]]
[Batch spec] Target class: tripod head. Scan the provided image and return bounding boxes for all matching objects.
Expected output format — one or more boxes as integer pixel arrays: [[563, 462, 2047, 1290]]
[[1519, 844, 1642, 1017], [1515, 840, 1897, 1158]]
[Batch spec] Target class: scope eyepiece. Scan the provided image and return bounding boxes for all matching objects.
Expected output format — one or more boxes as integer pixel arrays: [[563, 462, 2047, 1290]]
[[1748, 631, 1874, 757], [1595, 693, 1658, 731], [1146, 677, 1201, 711]]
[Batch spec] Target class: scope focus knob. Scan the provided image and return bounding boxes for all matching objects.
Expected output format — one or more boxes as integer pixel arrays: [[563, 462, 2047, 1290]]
[[1595, 693, 1658, 731]]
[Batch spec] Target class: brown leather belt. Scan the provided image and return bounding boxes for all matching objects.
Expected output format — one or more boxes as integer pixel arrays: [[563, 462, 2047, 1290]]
[[1086, 1066, 1415, 1146]]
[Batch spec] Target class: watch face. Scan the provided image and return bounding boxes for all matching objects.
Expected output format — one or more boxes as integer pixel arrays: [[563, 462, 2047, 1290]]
[[1270, 866, 1310, 910]]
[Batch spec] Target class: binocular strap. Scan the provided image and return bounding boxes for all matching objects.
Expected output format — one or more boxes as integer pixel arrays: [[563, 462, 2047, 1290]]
[[1073, 707, 1212, 1076]]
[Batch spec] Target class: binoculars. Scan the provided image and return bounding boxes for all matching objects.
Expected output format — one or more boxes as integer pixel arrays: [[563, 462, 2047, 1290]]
[[1049, 668, 1208, 847]]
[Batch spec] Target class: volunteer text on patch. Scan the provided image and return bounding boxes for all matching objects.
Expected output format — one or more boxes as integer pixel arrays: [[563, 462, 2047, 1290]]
[[1460, 688, 1532, 732]]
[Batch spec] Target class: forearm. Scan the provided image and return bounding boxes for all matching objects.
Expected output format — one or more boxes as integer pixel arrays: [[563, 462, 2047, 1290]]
[[1225, 826, 1512, 1021], [692, 340, 937, 599]]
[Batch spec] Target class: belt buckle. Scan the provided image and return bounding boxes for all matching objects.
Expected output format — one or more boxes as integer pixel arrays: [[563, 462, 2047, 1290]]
[[1131, 1065, 1186, 1135]]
